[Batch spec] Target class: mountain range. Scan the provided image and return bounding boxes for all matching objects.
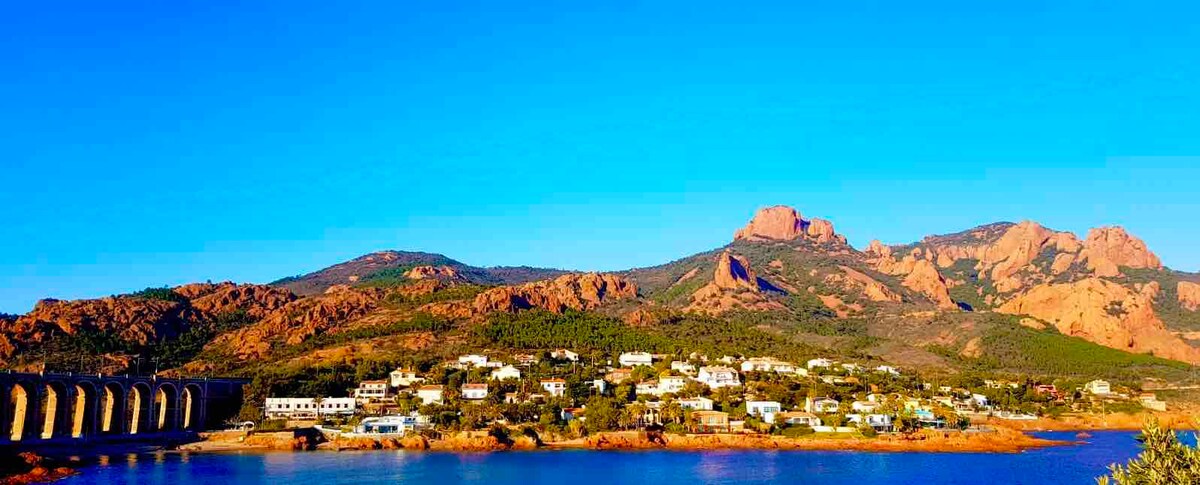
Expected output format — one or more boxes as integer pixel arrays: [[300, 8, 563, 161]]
[[2, 205, 1198, 390]]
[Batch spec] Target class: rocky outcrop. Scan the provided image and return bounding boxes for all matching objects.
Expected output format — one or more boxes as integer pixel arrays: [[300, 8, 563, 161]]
[[471, 273, 637, 314], [178, 282, 296, 319], [733, 206, 846, 244], [901, 259, 957, 309], [832, 266, 902, 303], [688, 252, 783, 314], [1179, 281, 1200, 311], [864, 240, 892, 259], [998, 278, 1200, 364], [1081, 227, 1162, 277], [214, 285, 387, 360], [404, 265, 461, 280]]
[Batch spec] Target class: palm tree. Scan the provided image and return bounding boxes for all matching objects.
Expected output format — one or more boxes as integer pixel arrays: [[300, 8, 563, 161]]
[[618, 407, 637, 430], [661, 399, 683, 425], [626, 402, 648, 429]]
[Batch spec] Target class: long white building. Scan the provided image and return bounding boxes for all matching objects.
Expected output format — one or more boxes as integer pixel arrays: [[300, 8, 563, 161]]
[[264, 397, 357, 419]]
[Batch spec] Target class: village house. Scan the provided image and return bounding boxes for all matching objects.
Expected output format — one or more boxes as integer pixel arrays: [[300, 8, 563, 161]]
[[357, 413, 431, 434], [513, 354, 540, 366], [695, 366, 741, 388], [636, 375, 688, 397], [491, 365, 522, 381], [805, 397, 839, 414], [461, 383, 489, 401], [589, 379, 608, 395], [636, 379, 660, 396], [874, 365, 900, 375], [560, 407, 585, 422], [746, 400, 783, 424], [619, 351, 654, 367], [691, 410, 731, 433], [504, 392, 520, 404], [806, 358, 834, 370], [541, 378, 567, 397], [416, 385, 445, 405], [550, 349, 580, 362], [776, 411, 821, 427], [1084, 379, 1112, 396], [605, 368, 633, 384], [458, 354, 490, 367], [840, 363, 861, 373], [740, 357, 800, 375], [678, 396, 714, 411], [670, 361, 697, 375], [847, 413, 894, 432], [1035, 384, 1062, 399], [851, 400, 880, 413], [353, 380, 393, 402], [389, 369, 425, 388], [265, 397, 357, 419], [1138, 393, 1167, 411]]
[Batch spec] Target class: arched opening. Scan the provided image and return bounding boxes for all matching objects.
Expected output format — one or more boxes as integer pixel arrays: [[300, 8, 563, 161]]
[[181, 385, 203, 431], [39, 382, 71, 440], [154, 384, 178, 432], [100, 383, 125, 435], [126, 383, 152, 435], [8, 384, 32, 441], [71, 383, 97, 439]]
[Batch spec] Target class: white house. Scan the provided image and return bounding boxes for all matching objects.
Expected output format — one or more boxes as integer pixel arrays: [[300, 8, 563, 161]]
[[264, 397, 357, 419], [636, 380, 660, 396], [746, 401, 783, 424], [806, 358, 834, 370], [875, 365, 901, 376], [357, 413, 430, 434], [805, 397, 840, 414], [636, 375, 688, 397], [740, 358, 799, 374], [1084, 379, 1112, 395], [777, 411, 821, 427], [491, 365, 522, 381], [389, 369, 425, 388], [840, 363, 861, 373], [416, 385, 445, 405], [619, 352, 654, 367], [847, 413, 893, 432], [551, 349, 580, 362], [541, 378, 567, 397], [678, 396, 714, 411], [461, 383, 489, 401], [353, 380, 393, 402], [458, 354, 490, 367], [971, 393, 989, 408], [695, 366, 741, 388], [851, 400, 880, 413], [670, 361, 697, 375], [513, 354, 540, 366]]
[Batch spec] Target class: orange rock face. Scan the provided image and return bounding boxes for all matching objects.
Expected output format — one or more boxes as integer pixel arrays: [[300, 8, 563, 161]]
[[712, 252, 761, 291], [404, 265, 461, 280], [469, 273, 637, 314], [901, 259, 957, 309], [688, 252, 783, 314], [1179, 281, 1200, 311], [1081, 227, 1162, 277], [834, 266, 902, 303], [733, 206, 846, 244], [998, 278, 1200, 364], [214, 285, 386, 360]]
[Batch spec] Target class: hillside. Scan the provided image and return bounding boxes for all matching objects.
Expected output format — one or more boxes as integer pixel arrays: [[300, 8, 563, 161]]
[[2, 204, 1198, 412]]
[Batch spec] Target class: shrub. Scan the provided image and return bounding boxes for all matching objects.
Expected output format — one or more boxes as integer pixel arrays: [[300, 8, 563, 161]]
[[1098, 419, 1200, 484], [859, 426, 878, 438], [780, 425, 815, 438], [257, 419, 288, 432]]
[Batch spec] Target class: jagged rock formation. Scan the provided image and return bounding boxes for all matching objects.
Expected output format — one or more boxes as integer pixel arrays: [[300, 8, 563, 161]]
[[828, 266, 902, 303], [997, 278, 1200, 364], [688, 252, 783, 315], [733, 206, 846, 244], [404, 265, 462, 280], [901, 259, 956, 309], [472, 273, 637, 314], [1080, 227, 1162, 277], [1179, 281, 1200, 311], [214, 285, 386, 360]]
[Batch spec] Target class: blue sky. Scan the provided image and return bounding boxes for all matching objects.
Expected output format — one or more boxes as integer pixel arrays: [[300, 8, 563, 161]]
[[2, 1, 1199, 313]]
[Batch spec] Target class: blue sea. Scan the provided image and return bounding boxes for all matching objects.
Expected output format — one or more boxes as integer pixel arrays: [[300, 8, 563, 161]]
[[60, 431, 1189, 484]]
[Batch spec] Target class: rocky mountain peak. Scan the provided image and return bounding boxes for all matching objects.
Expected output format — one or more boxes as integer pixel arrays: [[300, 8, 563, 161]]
[[733, 205, 846, 244], [1082, 226, 1162, 277]]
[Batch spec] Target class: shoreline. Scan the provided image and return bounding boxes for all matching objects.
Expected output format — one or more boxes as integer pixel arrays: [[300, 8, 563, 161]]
[[178, 426, 1066, 455]]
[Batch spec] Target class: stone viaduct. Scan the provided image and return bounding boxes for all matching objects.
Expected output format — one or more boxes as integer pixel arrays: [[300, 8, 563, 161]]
[[0, 371, 247, 446]]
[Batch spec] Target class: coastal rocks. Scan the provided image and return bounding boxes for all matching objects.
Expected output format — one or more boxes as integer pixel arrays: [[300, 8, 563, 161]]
[[1081, 227, 1162, 277], [733, 206, 846, 244], [997, 278, 1200, 364], [1179, 281, 1200, 311]]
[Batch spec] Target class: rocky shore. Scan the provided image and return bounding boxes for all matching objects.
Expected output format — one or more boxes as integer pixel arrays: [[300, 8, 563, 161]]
[[180, 425, 1060, 455]]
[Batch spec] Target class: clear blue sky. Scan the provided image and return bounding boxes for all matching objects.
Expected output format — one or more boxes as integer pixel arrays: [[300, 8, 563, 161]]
[[2, 1, 1199, 313]]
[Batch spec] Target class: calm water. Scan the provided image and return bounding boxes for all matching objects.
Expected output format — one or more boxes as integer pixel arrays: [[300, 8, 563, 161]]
[[60, 431, 1189, 484]]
